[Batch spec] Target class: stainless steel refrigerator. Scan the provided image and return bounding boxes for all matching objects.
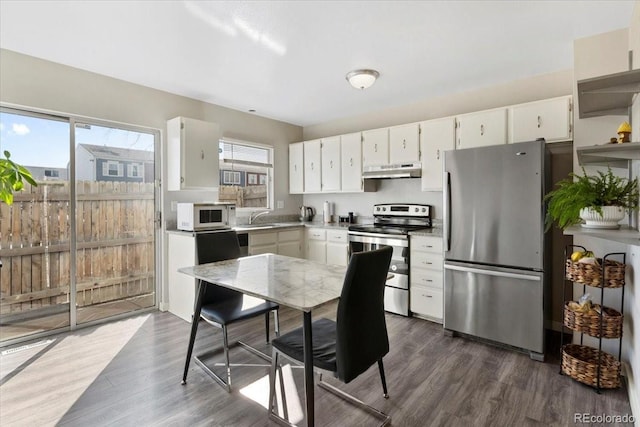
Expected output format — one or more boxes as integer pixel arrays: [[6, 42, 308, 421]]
[[443, 140, 549, 360]]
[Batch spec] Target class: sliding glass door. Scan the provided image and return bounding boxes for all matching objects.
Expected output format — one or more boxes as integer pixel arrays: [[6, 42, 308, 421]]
[[0, 108, 159, 344]]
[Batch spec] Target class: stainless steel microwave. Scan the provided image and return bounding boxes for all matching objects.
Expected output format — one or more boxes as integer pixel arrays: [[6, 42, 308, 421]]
[[176, 203, 236, 231]]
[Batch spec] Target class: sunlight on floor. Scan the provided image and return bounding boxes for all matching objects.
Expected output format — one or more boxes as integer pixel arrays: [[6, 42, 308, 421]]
[[239, 363, 304, 424], [0, 314, 150, 425]]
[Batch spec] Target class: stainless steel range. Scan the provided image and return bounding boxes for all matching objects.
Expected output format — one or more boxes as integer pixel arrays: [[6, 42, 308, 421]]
[[348, 203, 433, 316]]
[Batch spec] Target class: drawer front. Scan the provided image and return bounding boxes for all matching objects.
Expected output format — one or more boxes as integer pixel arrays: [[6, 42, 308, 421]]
[[411, 252, 443, 271], [250, 243, 278, 255], [411, 236, 443, 253], [250, 232, 278, 246], [307, 228, 326, 241], [279, 229, 302, 242], [410, 286, 443, 320], [411, 269, 443, 289], [326, 229, 348, 243]]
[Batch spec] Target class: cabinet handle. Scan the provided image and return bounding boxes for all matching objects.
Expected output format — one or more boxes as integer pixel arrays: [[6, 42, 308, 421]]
[[374, 143, 378, 152], [537, 115, 541, 128], [480, 124, 485, 136], [424, 261, 433, 265], [330, 160, 333, 168], [180, 176, 184, 183], [311, 162, 314, 170], [350, 157, 353, 166], [294, 165, 297, 172], [436, 149, 440, 160], [422, 294, 433, 298], [403, 140, 406, 149], [201, 149, 205, 160]]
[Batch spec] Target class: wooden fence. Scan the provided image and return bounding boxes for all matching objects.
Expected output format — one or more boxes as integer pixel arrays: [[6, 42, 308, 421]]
[[0, 180, 155, 316]]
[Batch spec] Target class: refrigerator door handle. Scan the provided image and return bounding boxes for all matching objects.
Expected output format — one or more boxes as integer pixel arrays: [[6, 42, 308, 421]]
[[444, 171, 451, 252], [444, 263, 541, 281]]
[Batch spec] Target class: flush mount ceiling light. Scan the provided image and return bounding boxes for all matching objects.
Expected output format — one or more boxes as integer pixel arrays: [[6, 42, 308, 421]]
[[346, 69, 380, 90]]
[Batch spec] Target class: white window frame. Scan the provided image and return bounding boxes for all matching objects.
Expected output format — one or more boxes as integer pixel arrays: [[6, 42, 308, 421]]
[[127, 162, 144, 178], [103, 160, 123, 177], [223, 170, 242, 185], [219, 137, 273, 211]]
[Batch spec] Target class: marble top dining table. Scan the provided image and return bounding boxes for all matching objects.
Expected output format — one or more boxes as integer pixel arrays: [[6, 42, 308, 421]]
[[178, 253, 347, 427]]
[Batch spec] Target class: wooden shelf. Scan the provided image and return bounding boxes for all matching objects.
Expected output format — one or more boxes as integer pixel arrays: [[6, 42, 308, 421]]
[[576, 142, 640, 168], [577, 69, 640, 119], [564, 225, 640, 246]]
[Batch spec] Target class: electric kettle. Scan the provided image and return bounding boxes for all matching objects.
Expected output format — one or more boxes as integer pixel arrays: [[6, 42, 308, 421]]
[[300, 206, 315, 222]]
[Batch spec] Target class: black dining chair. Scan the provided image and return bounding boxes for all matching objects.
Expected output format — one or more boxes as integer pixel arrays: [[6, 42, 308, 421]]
[[268, 245, 393, 426], [181, 230, 279, 392]]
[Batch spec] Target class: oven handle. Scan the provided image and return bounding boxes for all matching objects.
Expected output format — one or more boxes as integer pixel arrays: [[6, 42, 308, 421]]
[[348, 232, 409, 247]]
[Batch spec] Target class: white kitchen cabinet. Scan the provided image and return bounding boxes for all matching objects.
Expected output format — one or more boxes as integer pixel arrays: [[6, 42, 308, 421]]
[[325, 229, 349, 266], [249, 228, 304, 257], [321, 136, 341, 192], [303, 139, 322, 193], [289, 142, 304, 194], [167, 117, 220, 191], [420, 117, 456, 191], [455, 108, 507, 149], [341, 132, 364, 192], [389, 123, 420, 164], [167, 232, 197, 322], [362, 128, 389, 166], [508, 96, 573, 143], [306, 228, 327, 263], [410, 235, 444, 322]]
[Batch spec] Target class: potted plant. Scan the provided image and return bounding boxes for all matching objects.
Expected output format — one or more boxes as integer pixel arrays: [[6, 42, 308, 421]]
[[544, 167, 639, 230]]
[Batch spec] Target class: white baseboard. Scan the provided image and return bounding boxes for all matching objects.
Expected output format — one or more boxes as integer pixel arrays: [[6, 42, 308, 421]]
[[159, 302, 169, 311]]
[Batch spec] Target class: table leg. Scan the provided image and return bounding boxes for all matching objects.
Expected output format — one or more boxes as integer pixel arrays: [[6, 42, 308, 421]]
[[303, 311, 314, 427], [182, 279, 206, 384]]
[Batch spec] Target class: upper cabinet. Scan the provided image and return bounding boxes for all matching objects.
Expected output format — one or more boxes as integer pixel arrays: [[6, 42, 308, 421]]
[[456, 108, 507, 149], [420, 117, 456, 191], [167, 117, 220, 191], [362, 128, 389, 166], [321, 136, 341, 192], [303, 139, 322, 193], [289, 142, 304, 194], [341, 132, 364, 192], [389, 123, 420, 164], [508, 96, 573, 143]]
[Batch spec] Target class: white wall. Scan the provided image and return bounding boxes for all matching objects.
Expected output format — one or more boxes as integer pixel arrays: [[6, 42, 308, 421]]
[[0, 48, 304, 310]]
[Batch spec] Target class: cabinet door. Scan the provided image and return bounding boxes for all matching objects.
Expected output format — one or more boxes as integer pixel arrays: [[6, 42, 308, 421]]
[[456, 109, 507, 149], [389, 123, 420, 164], [289, 142, 304, 194], [362, 128, 389, 166], [326, 242, 348, 266], [509, 96, 572, 143], [167, 117, 220, 191], [340, 132, 363, 192], [278, 241, 302, 258], [321, 136, 341, 192], [307, 240, 326, 263], [410, 286, 443, 321], [303, 139, 322, 193], [167, 233, 197, 322], [250, 244, 278, 255], [420, 117, 455, 191]]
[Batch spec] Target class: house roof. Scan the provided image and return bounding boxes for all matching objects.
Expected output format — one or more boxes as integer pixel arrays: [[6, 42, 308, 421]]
[[78, 143, 154, 162]]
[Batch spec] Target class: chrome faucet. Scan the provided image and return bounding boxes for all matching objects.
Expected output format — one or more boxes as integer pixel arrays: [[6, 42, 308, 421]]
[[249, 210, 270, 225]]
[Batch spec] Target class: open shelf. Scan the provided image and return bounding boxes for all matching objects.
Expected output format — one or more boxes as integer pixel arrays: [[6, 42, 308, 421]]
[[576, 142, 640, 168], [577, 69, 640, 119], [564, 225, 640, 246]]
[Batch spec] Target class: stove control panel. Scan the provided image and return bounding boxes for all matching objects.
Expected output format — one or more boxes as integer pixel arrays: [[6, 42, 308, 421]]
[[373, 203, 432, 218]]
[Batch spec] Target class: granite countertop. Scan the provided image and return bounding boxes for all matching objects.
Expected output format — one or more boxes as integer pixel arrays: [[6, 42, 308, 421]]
[[409, 227, 444, 238]]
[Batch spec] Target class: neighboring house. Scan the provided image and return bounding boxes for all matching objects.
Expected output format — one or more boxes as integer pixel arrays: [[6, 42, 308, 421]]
[[75, 143, 154, 183], [23, 165, 68, 181]]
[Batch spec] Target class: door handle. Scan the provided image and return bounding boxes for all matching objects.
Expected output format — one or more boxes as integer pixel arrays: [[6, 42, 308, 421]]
[[444, 172, 451, 252], [444, 263, 541, 281]]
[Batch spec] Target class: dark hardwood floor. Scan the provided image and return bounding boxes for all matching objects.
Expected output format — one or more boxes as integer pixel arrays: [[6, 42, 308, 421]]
[[0, 305, 633, 426]]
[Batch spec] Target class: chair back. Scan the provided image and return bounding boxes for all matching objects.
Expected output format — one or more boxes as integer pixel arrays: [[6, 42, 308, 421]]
[[335, 245, 393, 383], [195, 230, 242, 304]]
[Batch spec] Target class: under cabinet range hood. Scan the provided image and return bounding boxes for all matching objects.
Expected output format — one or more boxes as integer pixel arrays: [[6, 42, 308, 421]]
[[363, 163, 422, 179]]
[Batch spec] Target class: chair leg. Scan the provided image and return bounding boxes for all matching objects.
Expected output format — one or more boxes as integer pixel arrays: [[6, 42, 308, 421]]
[[223, 325, 232, 390], [378, 359, 389, 399], [273, 309, 280, 337], [265, 312, 270, 343], [182, 280, 206, 385], [268, 348, 278, 415]]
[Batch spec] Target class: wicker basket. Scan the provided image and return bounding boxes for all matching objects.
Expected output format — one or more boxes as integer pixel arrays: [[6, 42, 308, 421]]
[[563, 302, 623, 338], [565, 259, 625, 288], [562, 344, 621, 389]]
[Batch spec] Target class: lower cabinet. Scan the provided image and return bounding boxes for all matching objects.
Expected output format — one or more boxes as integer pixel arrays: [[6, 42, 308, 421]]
[[249, 228, 304, 258], [306, 227, 349, 266], [166, 232, 198, 323], [410, 235, 444, 322]]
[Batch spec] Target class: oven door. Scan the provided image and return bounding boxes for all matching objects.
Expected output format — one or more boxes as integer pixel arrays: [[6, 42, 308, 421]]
[[348, 233, 409, 316]]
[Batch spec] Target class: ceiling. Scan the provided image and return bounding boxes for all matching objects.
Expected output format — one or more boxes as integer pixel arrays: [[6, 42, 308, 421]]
[[0, 1, 636, 127]]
